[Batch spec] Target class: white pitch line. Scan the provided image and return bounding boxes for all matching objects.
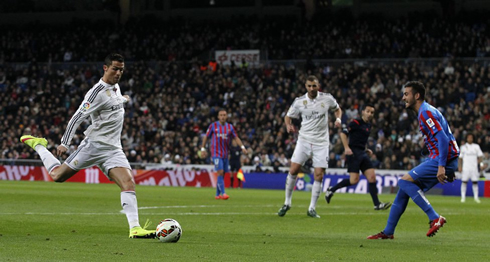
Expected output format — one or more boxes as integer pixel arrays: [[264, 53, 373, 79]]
[[138, 204, 278, 209]]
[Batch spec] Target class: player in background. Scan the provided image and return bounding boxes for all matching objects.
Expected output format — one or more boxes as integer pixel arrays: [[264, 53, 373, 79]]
[[325, 105, 391, 210], [368, 81, 459, 239], [20, 53, 156, 238], [200, 109, 247, 199], [277, 75, 342, 218], [229, 140, 243, 188], [458, 133, 483, 203]]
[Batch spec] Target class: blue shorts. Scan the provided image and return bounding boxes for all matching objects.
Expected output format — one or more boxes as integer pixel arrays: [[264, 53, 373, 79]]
[[212, 157, 229, 173], [408, 158, 458, 192]]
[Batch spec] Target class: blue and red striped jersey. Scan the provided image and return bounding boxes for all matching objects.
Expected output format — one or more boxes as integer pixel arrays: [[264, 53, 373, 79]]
[[418, 102, 460, 162], [205, 121, 238, 158]]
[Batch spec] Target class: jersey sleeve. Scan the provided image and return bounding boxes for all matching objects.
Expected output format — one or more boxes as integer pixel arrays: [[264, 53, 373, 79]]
[[60, 87, 105, 147], [458, 145, 466, 159], [420, 110, 442, 135], [326, 94, 340, 111], [342, 119, 359, 135], [477, 145, 484, 157], [205, 124, 214, 138], [286, 99, 301, 119], [229, 124, 238, 138]]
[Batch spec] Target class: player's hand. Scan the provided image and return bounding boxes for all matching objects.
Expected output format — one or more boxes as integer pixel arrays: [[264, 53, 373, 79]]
[[437, 166, 447, 184], [286, 124, 296, 133], [345, 148, 353, 155], [122, 95, 131, 103], [200, 150, 207, 159], [56, 145, 67, 157], [334, 118, 342, 128], [366, 149, 373, 156], [241, 148, 248, 154]]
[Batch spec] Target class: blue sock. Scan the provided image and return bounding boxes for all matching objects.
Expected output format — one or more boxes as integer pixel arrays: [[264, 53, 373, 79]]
[[216, 183, 221, 196], [398, 179, 439, 220], [218, 175, 225, 195], [383, 189, 409, 235]]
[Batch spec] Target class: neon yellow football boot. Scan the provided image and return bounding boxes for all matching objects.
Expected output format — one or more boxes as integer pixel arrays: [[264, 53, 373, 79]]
[[129, 220, 156, 239], [20, 135, 48, 150]]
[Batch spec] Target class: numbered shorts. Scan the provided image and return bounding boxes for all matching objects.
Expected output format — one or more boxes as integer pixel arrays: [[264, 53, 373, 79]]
[[212, 157, 229, 173], [65, 139, 132, 178], [408, 158, 458, 192], [461, 169, 479, 182], [290, 139, 329, 168]]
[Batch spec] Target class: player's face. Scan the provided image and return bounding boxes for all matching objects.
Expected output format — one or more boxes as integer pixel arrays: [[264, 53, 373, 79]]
[[467, 134, 474, 144], [362, 106, 375, 122], [218, 110, 227, 124], [305, 80, 319, 98], [103, 61, 124, 85], [402, 86, 416, 109]]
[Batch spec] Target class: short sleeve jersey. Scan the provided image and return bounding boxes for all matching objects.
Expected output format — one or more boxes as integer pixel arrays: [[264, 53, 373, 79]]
[[287, 92, 339, 145]]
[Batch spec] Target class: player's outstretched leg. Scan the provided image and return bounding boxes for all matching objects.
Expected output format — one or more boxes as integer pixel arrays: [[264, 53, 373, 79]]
[[20, 135, 47, 149], [20, 135, 61, 173]]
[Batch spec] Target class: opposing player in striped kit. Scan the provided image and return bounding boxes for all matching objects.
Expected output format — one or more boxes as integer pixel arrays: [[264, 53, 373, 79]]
[[368, 81, 460, 239], [200, 109, 248, 199], [20, 53, 156, 239]]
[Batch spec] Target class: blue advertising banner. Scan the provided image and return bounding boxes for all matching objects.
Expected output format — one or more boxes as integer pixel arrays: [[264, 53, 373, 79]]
[[242, 168, 485, 197]]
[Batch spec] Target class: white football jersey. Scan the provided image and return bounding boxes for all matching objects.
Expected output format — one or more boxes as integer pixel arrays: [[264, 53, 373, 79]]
[[61, 79, 127, 149], [459, 143, 483, 171], [287, 92, 339, 145]]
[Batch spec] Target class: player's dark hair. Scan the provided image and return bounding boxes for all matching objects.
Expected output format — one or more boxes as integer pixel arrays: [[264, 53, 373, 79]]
[[362, 104, 375, 111], [466, 133, 474, 140], [404, 81, 425, 100], [306, 75, 319, 82], [104, 53, 124, 67]]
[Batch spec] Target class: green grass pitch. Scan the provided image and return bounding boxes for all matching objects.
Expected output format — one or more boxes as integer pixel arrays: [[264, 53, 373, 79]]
[[0, 180, 488, 261]]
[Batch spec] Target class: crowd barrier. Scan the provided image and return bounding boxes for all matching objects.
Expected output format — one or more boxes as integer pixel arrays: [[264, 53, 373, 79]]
[[1, 165, 488, 198]]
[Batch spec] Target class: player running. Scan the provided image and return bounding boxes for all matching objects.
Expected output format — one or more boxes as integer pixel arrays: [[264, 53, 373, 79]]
[[325, 104, 391, 210], [368, 81, 459, 239]]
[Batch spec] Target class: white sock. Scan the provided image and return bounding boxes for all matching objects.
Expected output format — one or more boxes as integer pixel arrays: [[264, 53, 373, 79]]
[[35, 145, 61, 173], [472, 183, 479, 200], [309, 181, 322, 211], [284, 173, 297, 206], [121, 191, 140, 229], [461, 182, 467, 200]]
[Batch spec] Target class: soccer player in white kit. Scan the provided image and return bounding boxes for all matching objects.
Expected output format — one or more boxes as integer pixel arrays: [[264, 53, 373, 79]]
[[458, 133, 483, 203], [20, 53, 155, 238], [278, 75, 342, 218]]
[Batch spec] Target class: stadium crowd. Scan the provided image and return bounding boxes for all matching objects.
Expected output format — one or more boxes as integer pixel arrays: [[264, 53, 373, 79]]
[[1, 13, 490, 171], [1, 12, 490, 63]]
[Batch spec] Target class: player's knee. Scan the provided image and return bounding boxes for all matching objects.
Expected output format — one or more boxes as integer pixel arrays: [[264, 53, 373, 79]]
[[350, 176, 360, 184]]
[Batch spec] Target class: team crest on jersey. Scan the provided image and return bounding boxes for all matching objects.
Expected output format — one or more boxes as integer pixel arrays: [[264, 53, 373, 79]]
[[321, 103, 325, 108], [303, 100, 308, 109], [106, 90, 111, 97], [73, 160, 78, 166], [81, 102, 90, 111]]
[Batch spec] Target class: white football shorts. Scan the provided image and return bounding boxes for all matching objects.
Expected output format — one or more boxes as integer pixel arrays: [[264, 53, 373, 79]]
[[290, 138, 329, 168], [64, 138, 131, 178], [461, 169, 479, 182]]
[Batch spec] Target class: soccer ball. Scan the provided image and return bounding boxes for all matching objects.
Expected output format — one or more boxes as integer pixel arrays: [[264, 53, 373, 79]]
[[156, 218, 182, 243]]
